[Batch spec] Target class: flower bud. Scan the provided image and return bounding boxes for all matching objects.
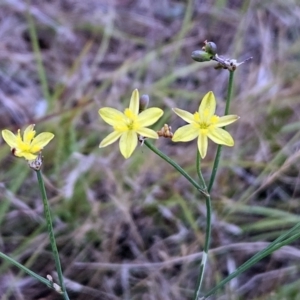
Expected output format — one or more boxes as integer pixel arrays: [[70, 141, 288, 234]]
[[139, 94, 149, 112], [204, 41, 217, 55], [191, 50, 212, 62]]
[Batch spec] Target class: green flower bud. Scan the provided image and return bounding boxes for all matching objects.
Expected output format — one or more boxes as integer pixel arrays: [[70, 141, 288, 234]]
[[191, 50, 212, 62], [204, 41, 217, 55], [139, 94, 149, 112]]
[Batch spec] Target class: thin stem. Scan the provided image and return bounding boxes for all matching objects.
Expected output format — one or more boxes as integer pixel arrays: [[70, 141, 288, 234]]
[[36, 170, 69, 300], [0, 251, 53, 289], [196, 153, 211, 238], [193, 70, 235, 299], [208, 70, 235, 192], [196, 151, 205, 190], [193, 151, 211, 298], [145, 140, 211, 299], [204, 221, 300, 298], [193, 194, 211, 299], [144, 140, 208, 196]]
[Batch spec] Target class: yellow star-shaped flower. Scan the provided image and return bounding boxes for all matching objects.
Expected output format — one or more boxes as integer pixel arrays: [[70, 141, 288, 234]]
[[2, 124, 54, 160], [99, 89, 164, 159], [172, 91, 239, 158]]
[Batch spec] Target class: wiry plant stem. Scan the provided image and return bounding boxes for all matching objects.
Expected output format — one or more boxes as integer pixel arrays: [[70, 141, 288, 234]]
[[0, 251, 53, 288], [36, 170, 70, 300], [193, 70, 235, 299], [144, 140, 209, 197], [193, 153, 211, 300], [204, 221, 300, 298], [208, 70, 235, 191]]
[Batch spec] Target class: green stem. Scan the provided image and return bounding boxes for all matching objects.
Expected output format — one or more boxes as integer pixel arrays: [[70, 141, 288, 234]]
[[204, 221, 300, 298], [193, 158, 211, 299], [208, 70, 235, 192], [36, 170, 69, 300], [193, 70, 235, 299], [0, 251, 53, 289], [196, 151, 205, 190], [144, 141, 211, 299], [144, 140, 208, 196]]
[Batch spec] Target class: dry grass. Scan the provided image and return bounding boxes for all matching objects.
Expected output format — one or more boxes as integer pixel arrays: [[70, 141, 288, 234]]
[[1, 0, 300, 299]]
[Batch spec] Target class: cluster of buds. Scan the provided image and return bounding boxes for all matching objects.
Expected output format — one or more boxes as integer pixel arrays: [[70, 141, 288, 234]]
[[157, 124, 173, 138], [191, 40, 218, 62], [192, 40, 252, 71], [138, 123, 174, 146]]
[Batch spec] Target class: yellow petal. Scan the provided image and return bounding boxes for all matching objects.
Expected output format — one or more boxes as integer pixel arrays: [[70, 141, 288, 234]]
[[172, 108, 194, 123], [119, 131, 137, 159], [137, 108, 163, 127], [2, 129, 18, 149], [137, 128, 159, 139], [30, 133, 54, 153], [23, 124, 36, 143], [129, 89, 139, 116], [198, 134, 208, 158], [215, 115, 239, 127], [19, 151, 37, 160], [207, 128, 234, 146], [172, 124, 199, 142], [99, 108, 126, 126], [99, 131, 122, 148], [199, 91, 216, 121]]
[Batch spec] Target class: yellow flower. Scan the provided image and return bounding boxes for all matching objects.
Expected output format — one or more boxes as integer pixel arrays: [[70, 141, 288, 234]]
[[172, 91, 239, 158], [2, 124, 54, 160], [99, 89, 163, 159]]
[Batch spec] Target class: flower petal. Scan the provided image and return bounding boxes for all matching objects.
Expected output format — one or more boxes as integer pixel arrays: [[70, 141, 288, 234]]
[[207, 128, 234, 146], [129, 89, 139, 115], [99, 131, 122, 148], [2, 130, 18, 149], [172, 124, 199, 142], [215, 115, 239, 127], [172, 108, 194, 123], [30, 133, 54, 153], [23, 124, 36, 143], [136, 128, 159, 139], [199, 91, 216, 121], [197, 133, 208, 159], [119, 131, 138, 159], [137, 108, 163, 127], [99, 108, 126, 126], [17, 151, 37, 160]]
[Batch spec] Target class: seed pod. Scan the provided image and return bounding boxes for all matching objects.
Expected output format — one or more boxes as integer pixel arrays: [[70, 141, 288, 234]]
[[191, 50, 212, 62], [204, 41, 217, 55]]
